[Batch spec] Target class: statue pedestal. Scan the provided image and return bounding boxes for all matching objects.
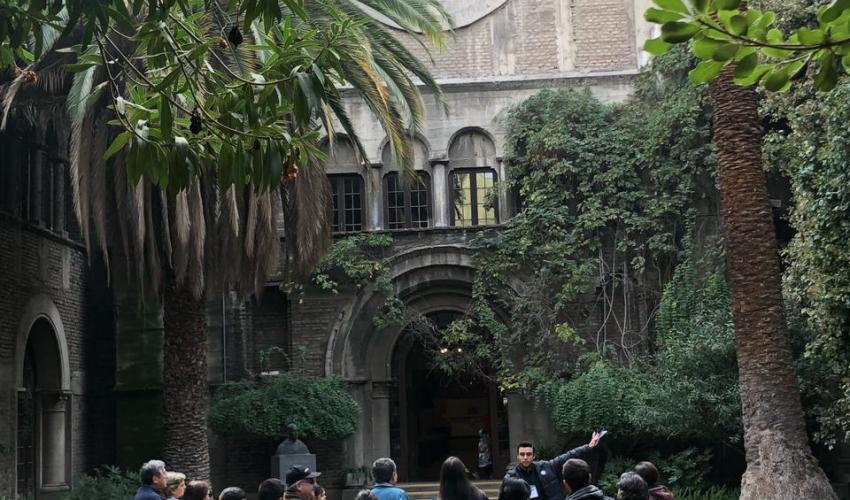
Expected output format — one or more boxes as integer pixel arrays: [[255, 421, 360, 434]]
[[271, 453, 317, 481]]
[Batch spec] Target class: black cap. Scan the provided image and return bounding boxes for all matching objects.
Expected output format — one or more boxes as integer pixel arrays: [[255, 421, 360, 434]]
[[286, 466, 321, 486]]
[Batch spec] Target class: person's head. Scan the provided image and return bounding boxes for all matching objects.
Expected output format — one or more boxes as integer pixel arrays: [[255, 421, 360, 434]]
[[164, 472, 187, 499], [286, 466, 321, 499], [516, 442, 534, 469], [372, 458, 398, 485], [617, 472, 648, 500], [354, 490, 377, 500], [561, 459, 591, 494], [219, 487, 247, 500], [479, 428, 488, 437], [313, 485, 326, 500], [439, 456, 473, 500], [183, 480, 212, 500], [258, 478, 286, 500], [633, 462, 659, 488], [140, 460, 167, 489], [498, 477, 530, 500]]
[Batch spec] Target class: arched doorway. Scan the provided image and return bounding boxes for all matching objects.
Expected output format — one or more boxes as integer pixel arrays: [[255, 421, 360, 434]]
[[15, 297, 71, 499], [390, 312, 508, 481]]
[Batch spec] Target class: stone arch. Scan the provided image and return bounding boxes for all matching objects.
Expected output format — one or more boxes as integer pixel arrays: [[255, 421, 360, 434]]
[[319, 134, 363, 174], [15, 294, 71, 391], [378, 134, 432, 170], [14, 294, 72, 495], [447, 127, 498, 168]]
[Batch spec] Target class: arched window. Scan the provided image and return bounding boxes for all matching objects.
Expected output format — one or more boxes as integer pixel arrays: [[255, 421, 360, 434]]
[[384, 172, 432, 229], [322, 137, 365, 233], [329, 174, 364, 233], [448, 130, 499, 226]]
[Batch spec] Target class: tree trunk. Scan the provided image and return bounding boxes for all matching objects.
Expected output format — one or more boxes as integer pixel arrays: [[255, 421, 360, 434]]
[[709, 65, 835, 499], [162, 272, 211, 481]]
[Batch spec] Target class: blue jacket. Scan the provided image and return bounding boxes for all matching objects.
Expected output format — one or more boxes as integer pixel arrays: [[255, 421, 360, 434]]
[[134, 485, 163, 500], [372, 483, 409, 500]]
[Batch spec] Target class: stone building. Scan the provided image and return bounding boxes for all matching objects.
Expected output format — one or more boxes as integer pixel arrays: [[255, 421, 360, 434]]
[[0, 0, 656, 498]]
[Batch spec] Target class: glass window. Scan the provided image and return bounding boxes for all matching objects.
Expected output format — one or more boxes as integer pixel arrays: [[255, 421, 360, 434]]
[[384, 172, 431, 230], [451, 169, 497, 226], [329, 174, 364, 232]]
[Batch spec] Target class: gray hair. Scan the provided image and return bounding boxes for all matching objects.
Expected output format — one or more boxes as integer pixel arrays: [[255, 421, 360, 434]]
[[165, 471, 187, 495], [140, 459, 166, 485], [372, 458, 397, 484]]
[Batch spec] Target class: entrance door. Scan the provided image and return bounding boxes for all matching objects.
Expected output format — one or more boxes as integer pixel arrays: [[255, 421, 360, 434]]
[[17, 345, 36, 499], [390, 313, 508, 481]]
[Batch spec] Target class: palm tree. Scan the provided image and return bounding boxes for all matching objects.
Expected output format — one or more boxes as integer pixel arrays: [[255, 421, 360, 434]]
[[2, 0, 451, 481], [708, 65, 836, 499]]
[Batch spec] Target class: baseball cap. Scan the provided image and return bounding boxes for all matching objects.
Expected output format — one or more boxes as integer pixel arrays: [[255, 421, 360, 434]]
[[285, 466, 321, 487]]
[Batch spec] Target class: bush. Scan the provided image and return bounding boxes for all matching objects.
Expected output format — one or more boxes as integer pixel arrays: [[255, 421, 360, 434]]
[[598, 448, 712, 496], [61, 466, 137, 500], [673, 486, 739, 500], [209, 375, 359, 440]]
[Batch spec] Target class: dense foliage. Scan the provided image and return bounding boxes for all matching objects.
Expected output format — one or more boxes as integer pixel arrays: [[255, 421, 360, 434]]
[[437, 47, 714, 390], [60, 466, 137, 500], [209, 375, 359, 440]]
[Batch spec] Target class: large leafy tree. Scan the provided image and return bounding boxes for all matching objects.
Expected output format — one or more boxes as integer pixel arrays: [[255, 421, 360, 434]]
[[1, 0, 451, 480], [644, 0, 837, 497]]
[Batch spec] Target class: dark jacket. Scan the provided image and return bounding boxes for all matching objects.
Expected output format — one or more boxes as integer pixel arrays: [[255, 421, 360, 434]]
[[566, 485, 612, 500], [503, 445, 592, 500], [134, 485, 163, 500], [648, 485, 674, 500]]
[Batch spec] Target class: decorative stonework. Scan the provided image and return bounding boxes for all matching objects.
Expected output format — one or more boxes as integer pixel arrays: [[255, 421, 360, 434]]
[[361, 0, 509, 31]]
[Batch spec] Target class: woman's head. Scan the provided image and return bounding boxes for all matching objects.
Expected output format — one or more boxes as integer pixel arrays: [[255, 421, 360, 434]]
[[165, 472, 187, 499], [439, 456, 473, 500], [498, 477, 530, 500], [183, 480, 212, 500], [354, 490, 378, 500], [617, 472, 648, 500], [633, 462, 659, 487]]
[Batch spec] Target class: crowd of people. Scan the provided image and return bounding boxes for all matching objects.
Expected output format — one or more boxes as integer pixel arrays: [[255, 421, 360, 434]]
[[133, 433, 672, 500]]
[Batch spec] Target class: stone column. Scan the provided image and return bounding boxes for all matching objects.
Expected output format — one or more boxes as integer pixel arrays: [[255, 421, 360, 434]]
[[370, 380, 392, 461], [431, 161, 450, 227], [40, 392, 69, 487], [496, 157, 510, 222], [367, 163, 383, 230], [29, 131, 45, 225]]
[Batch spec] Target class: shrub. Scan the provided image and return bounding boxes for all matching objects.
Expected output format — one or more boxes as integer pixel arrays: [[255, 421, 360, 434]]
[[598, 448, 712, 496], [61, 466, 137, 500], [673, 486, 739, 500], [209, 375, 359, 440]]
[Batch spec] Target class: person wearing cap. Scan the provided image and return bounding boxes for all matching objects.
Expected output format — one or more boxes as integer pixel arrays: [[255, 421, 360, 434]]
[[285, 465, 322, 500]]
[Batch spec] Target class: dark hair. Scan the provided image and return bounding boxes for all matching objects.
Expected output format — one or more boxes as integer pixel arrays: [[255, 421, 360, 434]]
[[372, 458, 397, 484], [220, 486, 247, 500], [439, 456, 478, 500], [139, 460, 166, 485], [498, 477, 530, 500], [183, 481, 211, 500], [562, 459, 591, 491], [313, 485, 326, 498], [617, 472, 649, 500], [633, 462, 659, 487], [354, 490, 378, 500], [516, 441, 534, 453], [258, 478, 286, 500]]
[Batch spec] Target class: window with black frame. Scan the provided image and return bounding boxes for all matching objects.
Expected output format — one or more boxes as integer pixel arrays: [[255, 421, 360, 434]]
[[450, 169, 498, 227], [328, 174, 364, 232], [384, 172, 431, 229]]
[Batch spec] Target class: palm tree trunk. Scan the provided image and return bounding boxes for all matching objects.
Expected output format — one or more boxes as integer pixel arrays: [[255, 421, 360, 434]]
[[709, 65, 835, 499], [162, 271, 211, 481]]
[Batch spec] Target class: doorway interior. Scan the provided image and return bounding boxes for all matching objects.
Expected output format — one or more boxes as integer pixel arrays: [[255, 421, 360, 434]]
[[390, 312, 509, 481]]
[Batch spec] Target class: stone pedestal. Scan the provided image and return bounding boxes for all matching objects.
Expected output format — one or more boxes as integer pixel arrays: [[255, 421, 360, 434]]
[[271, 453, 317, 481]]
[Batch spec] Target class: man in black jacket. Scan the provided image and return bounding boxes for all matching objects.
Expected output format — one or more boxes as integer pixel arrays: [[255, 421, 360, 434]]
[[503, 432, 602, 500]]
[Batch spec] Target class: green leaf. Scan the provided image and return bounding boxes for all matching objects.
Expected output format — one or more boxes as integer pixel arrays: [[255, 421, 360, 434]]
[[688, 59, 725, 84], [693, 36, 725, 59], [103, 131, 131, 161], [716, 0, 740, 9], [160, 95, 173, 141], [653, 0, 689, 14], [718, 11, 747, 35], [763, 28, 793, 57], [798, 28, 826, 45], [815, 52, 839, 91], [733, 52, 758, 79], [763, 65, 790, 92], [820, 0, 850, 24], [645, 8, 686, 24], [692, 0, 709, 13], [661, 21, 701, 43], [734, 64, 771, 86], [644, 37, 674, 55], [712, 43, 738, 61]]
